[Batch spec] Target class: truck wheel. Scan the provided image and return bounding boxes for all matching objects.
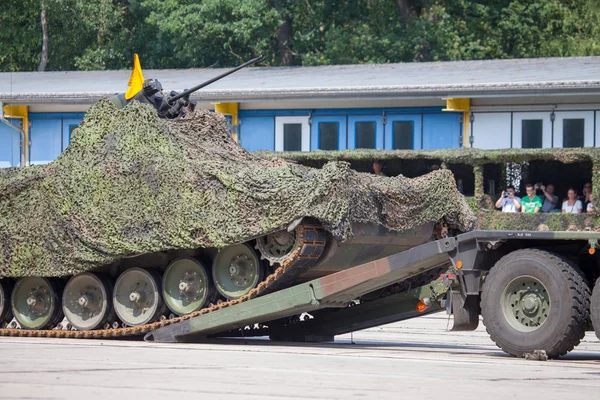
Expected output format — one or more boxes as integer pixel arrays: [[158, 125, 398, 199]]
[[480, 249, 590, 358], [590, 277, 600, 340]]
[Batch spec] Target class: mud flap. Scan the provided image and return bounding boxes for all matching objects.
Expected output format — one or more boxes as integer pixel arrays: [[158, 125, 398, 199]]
[[447, 290, 480, 331]]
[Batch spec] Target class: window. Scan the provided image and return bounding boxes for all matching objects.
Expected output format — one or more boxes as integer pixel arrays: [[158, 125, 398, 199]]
[[283, 123, 302, 151], [563, 119, 584, 148], [522, 120, 543, 148], [275, 116, 310, 152], [356, 122, 376, 149], [319, 122, 338, 150], [392, 121, 413, 150]]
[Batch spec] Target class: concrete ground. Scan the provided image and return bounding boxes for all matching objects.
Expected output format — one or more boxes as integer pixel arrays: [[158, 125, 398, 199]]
[[1, 313, 600, 400]]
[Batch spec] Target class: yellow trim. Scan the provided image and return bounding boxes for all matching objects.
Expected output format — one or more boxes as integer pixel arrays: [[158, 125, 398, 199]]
[[3, 105, 29, 166], [214, 102, 240, 142], [443, 98, 471, 148]]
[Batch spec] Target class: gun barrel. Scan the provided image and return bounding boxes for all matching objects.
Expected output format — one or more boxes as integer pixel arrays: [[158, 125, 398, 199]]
[[168, 55, 264, 104]]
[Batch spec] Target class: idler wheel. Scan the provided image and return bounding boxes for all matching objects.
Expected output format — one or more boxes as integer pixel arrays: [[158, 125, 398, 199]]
[[62, 273, 114, 331], [255, 227, 301, 266], [162, 258, 216, 316], [212, 243, 263, 299], [113, 268, 165, 326], [11, 277, 63, 330]]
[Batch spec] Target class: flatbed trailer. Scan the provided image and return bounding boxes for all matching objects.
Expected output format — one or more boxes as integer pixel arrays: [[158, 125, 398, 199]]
[[146, 229, 600, 359]]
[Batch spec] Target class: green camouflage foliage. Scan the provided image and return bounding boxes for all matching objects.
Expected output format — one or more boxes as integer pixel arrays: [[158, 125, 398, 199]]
[[255, 147, 600, 165], [0, 100, 476, 278], [475, 211, 598, 231], [259, 148, 600, 231]]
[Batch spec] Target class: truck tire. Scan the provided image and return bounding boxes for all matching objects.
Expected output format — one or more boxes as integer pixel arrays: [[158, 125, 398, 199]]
[[590, 277, 600, 340], [480, 249, 590, 358]]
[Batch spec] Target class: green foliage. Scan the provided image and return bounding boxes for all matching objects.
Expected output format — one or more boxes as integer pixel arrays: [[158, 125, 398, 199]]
[[140, 0, 281, 67], [3, 0, 600, 71], [0, 0, 42, 71]]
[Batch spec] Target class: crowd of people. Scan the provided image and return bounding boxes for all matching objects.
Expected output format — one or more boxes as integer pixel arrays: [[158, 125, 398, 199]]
[[495, 182, 594, 214], [370, 160, 594, 215]]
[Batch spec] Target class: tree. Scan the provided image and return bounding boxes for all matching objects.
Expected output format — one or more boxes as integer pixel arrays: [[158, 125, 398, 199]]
[[0, 0, 43, 72], [38, 0, 49, 71], [3, 0, 600, 72], [140, 0, 281, 67]]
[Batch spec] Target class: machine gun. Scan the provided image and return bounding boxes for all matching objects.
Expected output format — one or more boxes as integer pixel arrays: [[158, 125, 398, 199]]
[[111, 55, 264, 119]]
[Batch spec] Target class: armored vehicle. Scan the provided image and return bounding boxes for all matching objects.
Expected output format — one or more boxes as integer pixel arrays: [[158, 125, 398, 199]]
[[2, 56, 600, 359], [0, 79, 475, 344]]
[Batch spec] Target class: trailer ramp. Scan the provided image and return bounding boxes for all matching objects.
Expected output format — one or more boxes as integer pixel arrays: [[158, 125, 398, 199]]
[[145, 237, 457, 343]]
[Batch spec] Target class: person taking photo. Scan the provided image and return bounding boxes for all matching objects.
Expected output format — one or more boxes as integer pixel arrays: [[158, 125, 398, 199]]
[[495, 185, 521, 212]]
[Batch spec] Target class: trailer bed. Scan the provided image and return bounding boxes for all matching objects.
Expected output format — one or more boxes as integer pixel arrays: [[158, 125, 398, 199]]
[[145, 230, 600, 343]]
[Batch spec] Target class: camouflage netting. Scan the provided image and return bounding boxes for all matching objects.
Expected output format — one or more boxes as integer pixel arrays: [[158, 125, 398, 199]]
[[0, 99, 476, 278], [259, 147, 600, 231]]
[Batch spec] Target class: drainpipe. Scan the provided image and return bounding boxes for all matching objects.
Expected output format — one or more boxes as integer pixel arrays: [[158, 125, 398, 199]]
[[0, 101, 27, 167]]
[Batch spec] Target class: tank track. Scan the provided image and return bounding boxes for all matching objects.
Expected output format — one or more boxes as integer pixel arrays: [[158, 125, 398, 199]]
[[0, 222, 327, 339]]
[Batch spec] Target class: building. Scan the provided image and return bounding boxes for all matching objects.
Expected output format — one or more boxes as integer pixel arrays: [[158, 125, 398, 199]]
[[1, 56, 600, 168]]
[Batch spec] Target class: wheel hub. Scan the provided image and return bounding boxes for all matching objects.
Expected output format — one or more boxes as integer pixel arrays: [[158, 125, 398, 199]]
[[77, 295, 90, 308], [229, 255, 254, 287], [75, 286, 102, 313], [522, 294, 540, 314], [129, 290, 143, 304], [502, 276, 550, 332], [178, 272, 203, 302], [27, 287, 49, 314]]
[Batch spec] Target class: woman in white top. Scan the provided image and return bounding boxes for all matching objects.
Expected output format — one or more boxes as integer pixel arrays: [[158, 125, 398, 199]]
[[562, 188, 583, 214]]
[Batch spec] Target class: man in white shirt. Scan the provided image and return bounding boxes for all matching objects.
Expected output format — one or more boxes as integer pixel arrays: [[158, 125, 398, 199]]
[[495, 185, 521, 212]]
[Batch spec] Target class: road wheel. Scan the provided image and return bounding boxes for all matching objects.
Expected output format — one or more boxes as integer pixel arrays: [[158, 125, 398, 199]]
[[481, 249, 590, 358], [62, 273, 114, 331], [162, 257, 216, 316], [212, 244, 262, 299], [113, 268, 165, 326], [11, 277, 64, 330]]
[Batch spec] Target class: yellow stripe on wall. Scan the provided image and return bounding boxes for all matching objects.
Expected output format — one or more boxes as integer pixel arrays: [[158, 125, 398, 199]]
[[442, 98, 471, 148]]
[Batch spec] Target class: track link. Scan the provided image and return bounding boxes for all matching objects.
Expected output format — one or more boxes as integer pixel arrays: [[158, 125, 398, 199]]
[[0, 223, 326, 339]]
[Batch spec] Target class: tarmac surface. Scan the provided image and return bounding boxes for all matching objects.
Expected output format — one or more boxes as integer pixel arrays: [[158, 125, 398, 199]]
[[1, 312, 600, 400]]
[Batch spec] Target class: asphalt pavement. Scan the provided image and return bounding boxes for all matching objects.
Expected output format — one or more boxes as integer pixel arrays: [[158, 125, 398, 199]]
[[1, 312, 600, 400]]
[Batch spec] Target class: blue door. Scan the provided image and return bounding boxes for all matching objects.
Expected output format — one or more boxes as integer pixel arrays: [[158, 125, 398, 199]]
[[29, 119, 62, 165], [0, 119, 21, 168], [348, 115, 384, 149], [62, 119, 82, 150], [310, 116, 347, 151], [422, 113, 461, 149], [384, 115, 422, 150]]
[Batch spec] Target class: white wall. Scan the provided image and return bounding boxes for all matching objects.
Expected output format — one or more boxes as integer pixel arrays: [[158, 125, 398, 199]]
[[553, 111, 594, 147], [471, 112, 512, 149], [511, 112, 552, 149]]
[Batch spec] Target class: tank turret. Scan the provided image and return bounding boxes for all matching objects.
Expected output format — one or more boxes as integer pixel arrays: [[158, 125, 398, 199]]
[[110, 55, 264, 119]]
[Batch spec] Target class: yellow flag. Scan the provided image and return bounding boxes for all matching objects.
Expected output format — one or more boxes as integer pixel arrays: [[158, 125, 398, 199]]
[[125, 54, 145, 100]]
